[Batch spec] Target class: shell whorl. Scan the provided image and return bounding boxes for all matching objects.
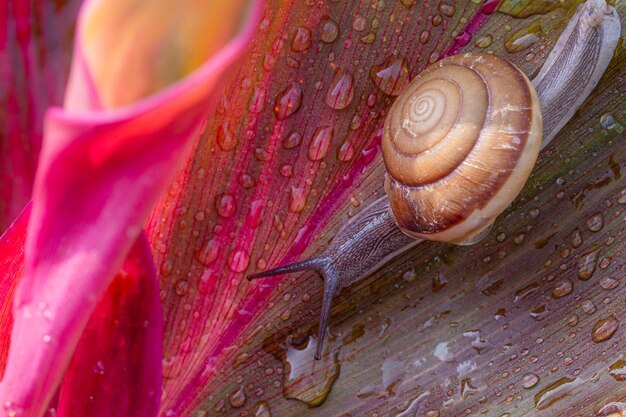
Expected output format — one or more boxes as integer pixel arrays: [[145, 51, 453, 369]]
[[383, 52, 543, 244]]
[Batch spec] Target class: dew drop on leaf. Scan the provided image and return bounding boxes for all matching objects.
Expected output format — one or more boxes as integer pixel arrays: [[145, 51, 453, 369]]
[[229, 386, 247, 408], [254, 402, 272, 417], [587, 212, 604, 232], [291, 26, 312, 52], [228, 248, 250, 273], [216, 193, 236, 218], [438, 1, 455, 17], [325, 68, 354, 109], [289, 186, 307, 213], [283, 131, 302, 149], [320, 17, 339, 43], [522, 373, 540, 389], [308, 126, 334, 161], [217, 122, 237, 151], [274, 83, 303, 120], [578, 248, 599, 280], [370, 55, 410, 96], [248, 86, 266, 113], [474, 33, 493, 48], [282, 336, 340, 407], [504, 21, 542, 53], [337, 140, 355, 161], [592, 315, 619, 343]]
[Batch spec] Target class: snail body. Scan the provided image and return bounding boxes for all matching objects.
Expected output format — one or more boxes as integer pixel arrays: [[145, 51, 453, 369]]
[[249, 0, 621, 359]]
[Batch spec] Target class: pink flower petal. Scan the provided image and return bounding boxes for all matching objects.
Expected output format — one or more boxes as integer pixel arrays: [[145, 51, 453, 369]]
[[0, 0, 262, 415], [0, 205, 30, 378], [57, 235, 162, 417]]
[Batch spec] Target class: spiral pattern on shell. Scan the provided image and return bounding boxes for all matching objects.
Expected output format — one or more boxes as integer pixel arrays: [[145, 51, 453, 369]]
[[382, 52, 543, 244]]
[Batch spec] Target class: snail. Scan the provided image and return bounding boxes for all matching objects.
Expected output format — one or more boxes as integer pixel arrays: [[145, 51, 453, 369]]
[[249, 0, 621, 359]]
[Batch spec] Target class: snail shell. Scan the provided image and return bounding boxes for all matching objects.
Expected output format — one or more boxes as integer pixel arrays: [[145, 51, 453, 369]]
[[383, 53, 543, 244]]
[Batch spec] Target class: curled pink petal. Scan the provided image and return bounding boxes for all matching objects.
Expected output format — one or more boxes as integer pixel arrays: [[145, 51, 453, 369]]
[[0, 0, 262, 415], [57, 235, 162, 417]]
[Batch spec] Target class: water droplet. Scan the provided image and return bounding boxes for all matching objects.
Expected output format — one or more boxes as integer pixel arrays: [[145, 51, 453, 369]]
[[578, 248, 599, 280], [571, 228, 583, 248], [592, 315, 619, 343], [552, 280, 573, 298], [254, 402, 272, 417], [229, 386, 247, 408], [432, 272, 448, 292], [352, 15, 366, 32], [280, 164, 294, 177], [228, 248, 250, 273], [599, 276, 619, 290], [504, 22, 542, 53], [370, 55, 410, 96], [248, 87, 266, 113], [534, 377, 582, 410], [400, 0, 415, 8], [274, 83, 303, 120], [475, 34, 493, 48], [283, 131, 302, 149], [216, 193, 236, 218], [617, 188, 626, 204], [349, 114, 361, 130], [522, 373, 540, 389], [308, 126, 333, 161], [43, 334, 51, 343], [337, 140, 355, 161], [360, 32, 376, 44], [217, 123, 237, 151], [160, 259, 173, 277], [582, 299, 596, 315], [246, 200, 264, 229], [419, 30, 430, 44], [174, 280, 189, 296], [283, 336, 340, 407], [325, 68, 354, 109], [586, 212, 604, 232], [432, 14, 443, 26], [438, 1, 455, 17], [290, 186, 307, 213], [321, 17, 339, 43], [600, 113, 625, 133], [291, 27, 311, 53], [609, 359, 626, 381]]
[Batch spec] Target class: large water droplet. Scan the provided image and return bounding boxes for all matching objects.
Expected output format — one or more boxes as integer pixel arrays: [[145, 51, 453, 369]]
[[215, 193, 236, 218], [522, 373, 540, 389], [370, 55, 410, 96], [254, 402, 272, 417], [321, 17, 339, 43], [578, 248, 599, 280], [274, 83, 303, 120], [592, 315, 619, 343], [474, 34, 493, 48], [534, 377, 582, 410], [291, 26, 312, 52], [229, 386, 247, 408], [552, 280, 573, 298], [290, 186, 307, 213], [248, 86, 266, 113], [228, 248, 250, 273], [438, 1, 455, 17], [337, 140, 355, 161], [246, 200, 264, 229], [217, 122, 237, 151], [586, 212, 604, 232], [308, 126, 333, 161], [504, 22, 542, 53], [325, 68, 354, 109], [282, 336, 340, 407]]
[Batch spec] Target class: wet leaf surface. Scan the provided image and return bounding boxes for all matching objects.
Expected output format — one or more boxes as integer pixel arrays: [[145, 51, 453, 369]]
[[147, 0, 626, 415]]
